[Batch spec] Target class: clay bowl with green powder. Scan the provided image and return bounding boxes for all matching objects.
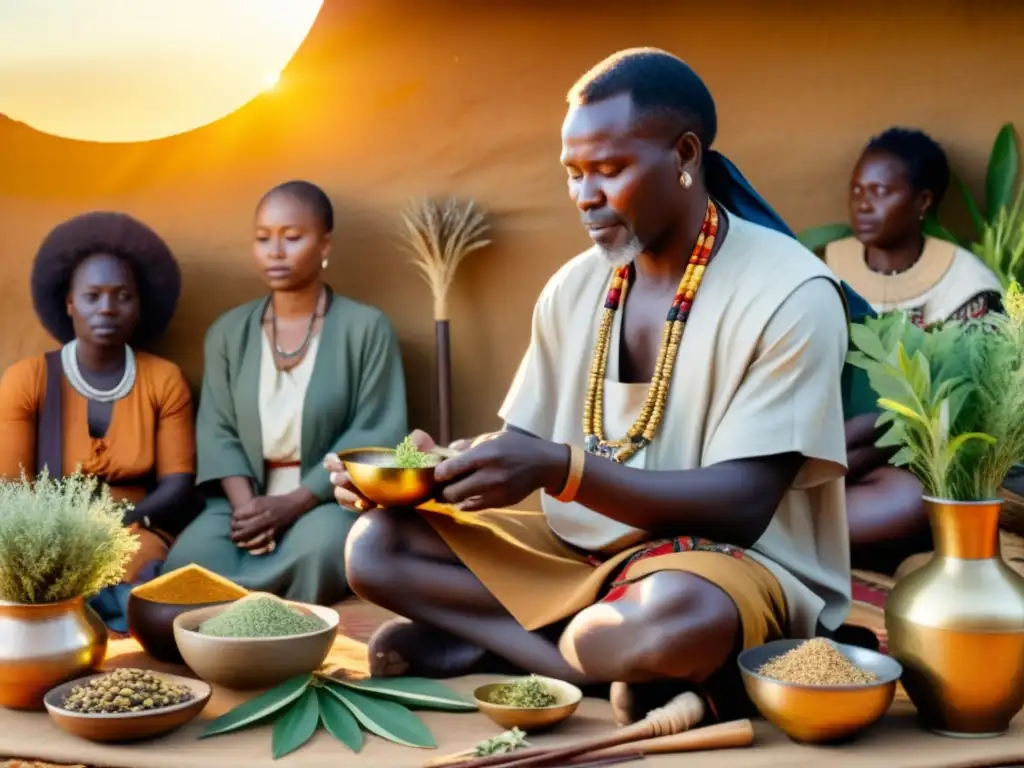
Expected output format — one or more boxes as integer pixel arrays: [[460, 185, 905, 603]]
[[173, 593, 339, 690], [338, 436, 449, 509]]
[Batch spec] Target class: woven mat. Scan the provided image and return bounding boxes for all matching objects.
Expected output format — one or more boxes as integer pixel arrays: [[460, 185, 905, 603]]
[[2, 637, 1023, 767]]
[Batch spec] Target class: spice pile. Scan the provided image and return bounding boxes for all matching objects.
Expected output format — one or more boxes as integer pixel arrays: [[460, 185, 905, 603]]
[[757, 639, 879, 685], [197, 595, 328, 638], [487, 677, 558, 708], [392, 436, 441, 469], [131, 564, 248, 605], [62, 669, 194, 714]]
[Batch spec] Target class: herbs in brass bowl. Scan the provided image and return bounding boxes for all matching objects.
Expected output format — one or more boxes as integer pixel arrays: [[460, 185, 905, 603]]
[[338, 437, 446, 509], [472, 676, 582, 731], [44, 668, 211, 743]]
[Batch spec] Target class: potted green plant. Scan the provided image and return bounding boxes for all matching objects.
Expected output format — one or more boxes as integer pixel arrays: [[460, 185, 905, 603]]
[[0, 471, 139, 710], [847, 289, 1024, 737]]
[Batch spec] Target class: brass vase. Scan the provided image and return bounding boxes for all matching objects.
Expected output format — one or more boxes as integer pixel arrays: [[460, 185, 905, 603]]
[[886, 497, 1024, 737], [0, 597, 108, 710]]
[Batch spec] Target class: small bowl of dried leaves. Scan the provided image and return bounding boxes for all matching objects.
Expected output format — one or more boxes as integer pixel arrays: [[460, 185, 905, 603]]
[[338, 437, 448, 509], [473, 675, 582, 732], [738, 638, 902, 744], [44, 667, 211, 743]]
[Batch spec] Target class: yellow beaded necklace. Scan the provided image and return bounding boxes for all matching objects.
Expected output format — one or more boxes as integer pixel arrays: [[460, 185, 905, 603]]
[[583, 199, 718, 463]]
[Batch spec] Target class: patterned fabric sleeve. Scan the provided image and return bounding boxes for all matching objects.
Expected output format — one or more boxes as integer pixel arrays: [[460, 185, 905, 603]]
[[948, 290, 1004, 323]]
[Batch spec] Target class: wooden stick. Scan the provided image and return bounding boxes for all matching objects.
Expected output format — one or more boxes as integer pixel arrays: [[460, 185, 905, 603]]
[[565, 719, 754, 762], [444, 691, 705, 768], [428, 720, 752, 768], [565, 756, 644, 768]]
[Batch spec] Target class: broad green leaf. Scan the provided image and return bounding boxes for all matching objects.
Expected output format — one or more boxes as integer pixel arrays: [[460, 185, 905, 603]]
[[798, 223, 853, 253], [986, 123, 1020, 221], [330, 676, 477, 712], [317, 688, 364, 753], [878, 397, 929, 427], [849, 323, 888, 361], [201, 674, 312, 738], [922, 215, 961, 246], [942, 432, 998, 466], [324, 684, 437, 749], [272, 688, 320, 760], [955, 173, 986, 237], [875, 421, 906, 448], [890, 447, 915, 467]]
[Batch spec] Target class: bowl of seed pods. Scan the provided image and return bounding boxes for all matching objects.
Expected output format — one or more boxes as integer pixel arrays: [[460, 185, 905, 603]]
[[43, 667, 211, 743]]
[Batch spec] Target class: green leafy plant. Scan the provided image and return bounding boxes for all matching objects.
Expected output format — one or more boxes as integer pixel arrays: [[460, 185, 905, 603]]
[[799, 123, 1023, 288], [0, 470, 139, 603], [200, 672, 477, 759], [847, 283, 1024, 500]]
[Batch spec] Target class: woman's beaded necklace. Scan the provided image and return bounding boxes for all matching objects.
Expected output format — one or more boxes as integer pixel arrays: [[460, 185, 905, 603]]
[[60, 340, 137, 403], [583, 199, 718, 464]]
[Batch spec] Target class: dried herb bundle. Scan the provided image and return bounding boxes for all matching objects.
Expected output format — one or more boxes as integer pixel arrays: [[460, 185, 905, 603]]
[[0, 471, 139, 603], [401, 197, 491, 323], [200, 672, 477, 759]]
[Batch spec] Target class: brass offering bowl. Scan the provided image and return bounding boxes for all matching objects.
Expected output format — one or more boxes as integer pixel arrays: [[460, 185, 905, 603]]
[[127, 593, 237, 665], [173, 601, 339, 690], [340, 447, 442, 508], [44, 672, 211, 743], [738, 638, 901, 743], [473, 676, 583, 732]]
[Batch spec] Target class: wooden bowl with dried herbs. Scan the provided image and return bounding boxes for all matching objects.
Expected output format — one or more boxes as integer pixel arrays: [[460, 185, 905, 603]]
[[738, 638, 902, 744], [43, 667, 211, 743], [472, 675, 582, 731], [173, 593, 338, 690], [338, 437, 447, 509]]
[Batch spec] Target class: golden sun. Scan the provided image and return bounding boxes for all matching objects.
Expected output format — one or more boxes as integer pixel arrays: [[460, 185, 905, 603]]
[[0, 0, 323, 143]]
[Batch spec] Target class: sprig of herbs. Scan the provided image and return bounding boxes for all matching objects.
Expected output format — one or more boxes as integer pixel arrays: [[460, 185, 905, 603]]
[[393, 436, 439, 469]]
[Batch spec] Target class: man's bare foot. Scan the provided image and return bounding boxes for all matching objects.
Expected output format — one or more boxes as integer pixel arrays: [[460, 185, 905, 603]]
[[367, 618, 489, 678], [609, 679, 699, 726]]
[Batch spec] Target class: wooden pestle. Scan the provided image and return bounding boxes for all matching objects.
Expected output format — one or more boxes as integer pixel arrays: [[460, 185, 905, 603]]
[[563, 719, 754, 764], [442, 691, 705, 768]]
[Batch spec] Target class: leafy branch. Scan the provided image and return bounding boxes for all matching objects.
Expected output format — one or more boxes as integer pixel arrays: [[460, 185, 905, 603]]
[[200, 672, 477, 759], [848, 286, 1024, 500]]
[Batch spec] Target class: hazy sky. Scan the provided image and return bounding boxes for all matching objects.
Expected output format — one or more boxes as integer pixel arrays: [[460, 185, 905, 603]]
[[0, 0, 323, 142]]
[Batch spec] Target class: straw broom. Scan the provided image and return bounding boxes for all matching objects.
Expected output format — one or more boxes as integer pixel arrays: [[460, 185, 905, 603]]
[[401, 197, 492, 446]]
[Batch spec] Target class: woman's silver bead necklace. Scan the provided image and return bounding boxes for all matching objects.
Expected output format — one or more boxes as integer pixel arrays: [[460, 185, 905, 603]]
[[60, 340, 137, 403]]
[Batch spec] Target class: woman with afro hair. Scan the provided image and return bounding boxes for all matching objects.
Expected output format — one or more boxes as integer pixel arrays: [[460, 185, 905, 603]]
[[0, 211, 196, 584]]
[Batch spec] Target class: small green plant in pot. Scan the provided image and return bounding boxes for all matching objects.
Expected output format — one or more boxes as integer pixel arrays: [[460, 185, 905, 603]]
[[0, 471, 139, 710], [847, 290, 1024, 737]]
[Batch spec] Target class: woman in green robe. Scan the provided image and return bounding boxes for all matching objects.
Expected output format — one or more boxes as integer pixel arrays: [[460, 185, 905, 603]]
[[163, 181, 408, 604]]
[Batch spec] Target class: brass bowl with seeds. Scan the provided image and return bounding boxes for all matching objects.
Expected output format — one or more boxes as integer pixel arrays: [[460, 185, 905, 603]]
[[472, 676, 582, 732], [44, 670, 211, 743], [738, 638, 902, 743]]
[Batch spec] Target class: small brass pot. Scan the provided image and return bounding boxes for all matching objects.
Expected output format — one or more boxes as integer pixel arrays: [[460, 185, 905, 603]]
[[886, 497, 1024, 737], [0, 597, 108, 711]]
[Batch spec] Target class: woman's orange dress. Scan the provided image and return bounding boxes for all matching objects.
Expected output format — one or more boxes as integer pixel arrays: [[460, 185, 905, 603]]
[[0, 351, 196, 581]]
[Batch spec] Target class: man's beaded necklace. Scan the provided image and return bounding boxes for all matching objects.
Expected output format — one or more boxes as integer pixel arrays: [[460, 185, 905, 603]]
[[583, 199, 719, 463]]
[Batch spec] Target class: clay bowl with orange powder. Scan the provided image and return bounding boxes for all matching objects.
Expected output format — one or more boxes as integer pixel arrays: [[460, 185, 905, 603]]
[[127, 565, 248, 664]]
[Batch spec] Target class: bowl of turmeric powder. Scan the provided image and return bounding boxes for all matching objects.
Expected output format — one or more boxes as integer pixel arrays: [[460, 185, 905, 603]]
[[338, 437, 447, 509], [127, 565, 249, 664], [738, 638, 902, 744]]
